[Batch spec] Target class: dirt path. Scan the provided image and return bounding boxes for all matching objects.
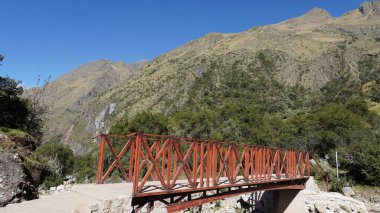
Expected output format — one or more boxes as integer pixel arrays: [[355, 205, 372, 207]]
[[0, 183, 132, 213]]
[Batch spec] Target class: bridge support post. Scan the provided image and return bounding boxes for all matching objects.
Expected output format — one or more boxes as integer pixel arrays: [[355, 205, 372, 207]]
[[96, 135, 106, 184], [274, 190, 305, 213]]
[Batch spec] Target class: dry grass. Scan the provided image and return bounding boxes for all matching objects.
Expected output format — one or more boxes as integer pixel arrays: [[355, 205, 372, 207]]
[[369, 102, 380, 114]]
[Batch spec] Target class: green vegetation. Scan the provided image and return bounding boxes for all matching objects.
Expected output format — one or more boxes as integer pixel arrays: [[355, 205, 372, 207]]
[[0, 127, 27, 137], [0, 76, 41, 137], [72, 149, 98, 182], [35, 143, 74, 188], [105, 56, 380, 187]]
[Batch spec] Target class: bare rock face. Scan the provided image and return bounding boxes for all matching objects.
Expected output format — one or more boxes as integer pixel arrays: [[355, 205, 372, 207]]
[[0, 152, 38, 206], [359, 1, 380, 18], [0, 131, 43, 207], [304, 190, 368, 213]]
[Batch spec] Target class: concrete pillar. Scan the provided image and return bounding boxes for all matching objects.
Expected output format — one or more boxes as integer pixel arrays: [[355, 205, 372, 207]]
[[274, 190, 305, 213]]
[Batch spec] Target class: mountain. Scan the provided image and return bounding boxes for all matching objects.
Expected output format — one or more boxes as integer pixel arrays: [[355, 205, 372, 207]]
[[43, 1, 380, 153], [91, 2, 379, 111], [31, 59, 147, 153]]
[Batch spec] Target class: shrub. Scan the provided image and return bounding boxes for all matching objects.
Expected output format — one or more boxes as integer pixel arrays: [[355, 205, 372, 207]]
[[35, 143, 74, 187]]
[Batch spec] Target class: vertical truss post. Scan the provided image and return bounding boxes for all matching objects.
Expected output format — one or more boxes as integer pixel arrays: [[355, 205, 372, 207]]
[[167, 139, 173, 187], [306, 152, 310, 176], [200, 142, 204, 188], [129, 141, 135, 181], [133, 134, 142, 193], [212, 143, 217, 186], [206, 143, 211, 187], [96, 134, 106, 184], [192, 142, 198, 188]]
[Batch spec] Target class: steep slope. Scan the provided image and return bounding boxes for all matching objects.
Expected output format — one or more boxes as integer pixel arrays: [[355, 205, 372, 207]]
[[44, 1, 380, 153], [89, 2, 380, 122], [34, 59, 147, 153]]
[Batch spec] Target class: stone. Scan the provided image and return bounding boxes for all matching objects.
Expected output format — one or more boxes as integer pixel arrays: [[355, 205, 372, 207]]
[[114, 207, 122, 213], [90, 202, 99, 212], [56, 185, 65, 192], [315, 202, 326, 213], [342, 187, 355, 197], [110, 198, 121, 209], [335, 209, 347, 213], [140, 205, 150, 213], [102, 199, 112, 211], [309, 205, 315, 212], [153, 206, 168, 213], [340, 204, 351, 212], [370, 196, 380, 203], [123, 195, 133, 213], [74, 202, 91, 213]]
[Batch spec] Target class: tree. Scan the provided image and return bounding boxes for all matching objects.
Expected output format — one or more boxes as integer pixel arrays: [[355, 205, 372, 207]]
[[0, 55, 50, 139], [111, 112, 169, 135], [0, 76, 30, 131]]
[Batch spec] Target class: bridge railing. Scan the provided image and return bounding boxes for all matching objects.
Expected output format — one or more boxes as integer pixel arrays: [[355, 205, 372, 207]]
[[95, 133, 310, 194]]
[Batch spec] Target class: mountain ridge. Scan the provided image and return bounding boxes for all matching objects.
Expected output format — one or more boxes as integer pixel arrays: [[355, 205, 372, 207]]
[[41, 1, 380, 154], [31, 59, 147, 153]]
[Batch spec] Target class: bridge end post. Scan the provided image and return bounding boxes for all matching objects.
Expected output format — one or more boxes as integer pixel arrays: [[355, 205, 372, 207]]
[[96, 134, 106, 184]]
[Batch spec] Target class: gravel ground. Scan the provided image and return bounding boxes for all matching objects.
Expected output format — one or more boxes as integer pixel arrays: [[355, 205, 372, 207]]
[[0, 183, 132, 213]]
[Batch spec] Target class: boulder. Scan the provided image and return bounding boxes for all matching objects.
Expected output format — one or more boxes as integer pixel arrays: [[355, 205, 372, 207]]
[[0, 152, 38, 206], [303, 190, 367, 213], [370, 196, 380, 203], [315, 202, 326, 213], [342, 187, 355, 197], [56, 185, 65, 192]]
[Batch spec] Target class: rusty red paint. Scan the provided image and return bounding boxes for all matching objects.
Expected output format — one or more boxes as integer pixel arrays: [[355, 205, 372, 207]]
[[96, 133, 311, 195]]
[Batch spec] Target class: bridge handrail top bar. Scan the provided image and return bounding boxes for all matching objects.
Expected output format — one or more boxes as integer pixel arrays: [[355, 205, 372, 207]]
[[94, 132, 310, 153]]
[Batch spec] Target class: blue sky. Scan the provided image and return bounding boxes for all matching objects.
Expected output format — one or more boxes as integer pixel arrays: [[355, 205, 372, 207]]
[[0, 0, 365, 87]]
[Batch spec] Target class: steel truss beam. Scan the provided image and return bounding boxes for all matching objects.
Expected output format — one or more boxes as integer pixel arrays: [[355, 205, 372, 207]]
[[95, 133, 311, 210]]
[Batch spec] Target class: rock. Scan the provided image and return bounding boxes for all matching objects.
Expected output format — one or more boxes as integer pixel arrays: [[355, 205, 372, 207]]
[[315, 202, 326, 213], [336, 209, 348, 213], [56, 185, 65, 192], [110, 198, 121, 209], [0, 152, 38, 206], [90, 202, 99, 212], [370, 196, 380, 203], [303, 190, 367, 213], [124, 194, 133, 213], [309, 205, 315, 212], [367, 204, 380, 212], [342, 187, 355, 197], [102, 199, 112, 211], [74, 202, 92, 213], [153, 205, 168, 213]]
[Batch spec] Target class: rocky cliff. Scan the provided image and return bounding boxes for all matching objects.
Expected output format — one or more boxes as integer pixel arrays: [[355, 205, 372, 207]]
[[30, 59, 147, 153], [0, 131, 43, 206]]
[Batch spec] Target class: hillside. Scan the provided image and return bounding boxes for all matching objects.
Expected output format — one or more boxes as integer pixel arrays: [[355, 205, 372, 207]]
[[41, 1, 380, 154], [30, 59, 147, 153], [91, 2, 380, 122]]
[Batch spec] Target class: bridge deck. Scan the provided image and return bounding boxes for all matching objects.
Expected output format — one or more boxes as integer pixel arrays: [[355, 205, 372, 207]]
[[134, 175, 308, 197]]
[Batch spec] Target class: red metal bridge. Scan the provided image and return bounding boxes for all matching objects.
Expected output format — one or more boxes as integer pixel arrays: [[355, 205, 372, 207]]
[[95, 133, 313, 212]]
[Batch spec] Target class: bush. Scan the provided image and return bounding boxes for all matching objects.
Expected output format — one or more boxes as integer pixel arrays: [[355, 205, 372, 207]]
[[73, 149, 98, 183], [111, 112, 169, 135], [35, 143, 74, 187]]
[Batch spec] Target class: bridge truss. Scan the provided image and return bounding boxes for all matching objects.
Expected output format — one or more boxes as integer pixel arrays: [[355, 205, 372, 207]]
[[95, 133, 311, 212]]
